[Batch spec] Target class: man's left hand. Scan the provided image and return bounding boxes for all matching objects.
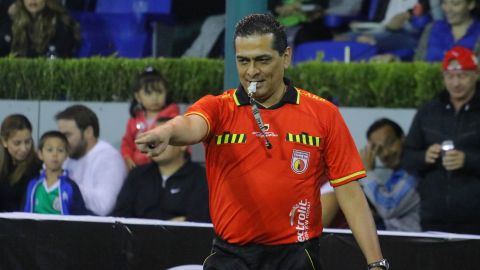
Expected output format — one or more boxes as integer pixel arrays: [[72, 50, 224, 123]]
[[442, 150, 465, 171]]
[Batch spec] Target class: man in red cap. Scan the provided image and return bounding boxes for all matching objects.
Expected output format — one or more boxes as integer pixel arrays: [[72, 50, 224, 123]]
[[402, 46, 480, 234]]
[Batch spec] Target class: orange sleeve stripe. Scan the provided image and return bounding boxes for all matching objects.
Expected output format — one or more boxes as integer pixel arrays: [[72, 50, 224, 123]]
[[184, 112, 211, 139], [330, 170, 366, 186]]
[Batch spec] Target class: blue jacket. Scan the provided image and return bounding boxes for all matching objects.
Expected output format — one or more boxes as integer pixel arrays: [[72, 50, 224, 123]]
[[421, 19, 480, 61], [24, 170, 89, 215]]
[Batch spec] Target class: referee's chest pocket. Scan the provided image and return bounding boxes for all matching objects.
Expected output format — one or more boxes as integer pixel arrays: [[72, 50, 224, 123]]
[[285, 137, 322, 179]]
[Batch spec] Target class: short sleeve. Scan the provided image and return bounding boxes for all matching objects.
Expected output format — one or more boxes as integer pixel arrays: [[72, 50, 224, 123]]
[[324, 108, 366, 187], [185, 95, 221, 141]]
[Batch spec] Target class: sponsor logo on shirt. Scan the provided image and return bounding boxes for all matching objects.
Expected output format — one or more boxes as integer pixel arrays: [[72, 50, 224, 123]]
[[252, 123, 278, 137], [289, 199, 311, 242], [53, 197, 61, 211], [291, 149, 310, 174]]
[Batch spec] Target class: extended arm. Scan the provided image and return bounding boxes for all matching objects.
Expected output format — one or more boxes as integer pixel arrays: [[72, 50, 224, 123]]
[[135, 115, 208, 157]]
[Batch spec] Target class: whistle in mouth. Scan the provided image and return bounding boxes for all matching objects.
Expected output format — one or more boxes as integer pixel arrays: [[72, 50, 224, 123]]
[[247, 82, 257, 95]]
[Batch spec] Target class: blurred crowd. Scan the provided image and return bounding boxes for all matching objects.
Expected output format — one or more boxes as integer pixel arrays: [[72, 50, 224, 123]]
[[1, 0, 480, 62]]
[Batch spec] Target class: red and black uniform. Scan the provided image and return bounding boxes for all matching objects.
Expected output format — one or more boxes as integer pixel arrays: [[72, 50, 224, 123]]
[[186, 79, 365, 268]]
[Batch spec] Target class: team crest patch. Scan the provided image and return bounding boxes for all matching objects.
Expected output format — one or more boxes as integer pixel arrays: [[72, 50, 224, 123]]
[[291, 150, 310, 174]]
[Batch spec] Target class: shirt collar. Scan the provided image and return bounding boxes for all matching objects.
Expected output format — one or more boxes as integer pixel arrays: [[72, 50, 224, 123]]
[[233, 78, 299, 109]]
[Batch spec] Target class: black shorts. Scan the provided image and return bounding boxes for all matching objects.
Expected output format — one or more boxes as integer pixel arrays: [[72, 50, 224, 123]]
[[203, 236, 321, 270]]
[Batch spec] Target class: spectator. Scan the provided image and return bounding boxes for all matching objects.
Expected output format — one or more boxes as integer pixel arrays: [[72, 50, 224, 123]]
[[0, 114, 41, 212], [136, 14, 387, 269], [269, 0, 345, 47], [359, 118, 421, 232], [403, 46, 480, 234], [339, 0, 437, 61], [56, 105, 126, 216], [414, 0, 480, 61], [113, 117, 210, 222], [121, 67, 180, 171], [7, 0, 81, 58], [24, 130, 88, 215]]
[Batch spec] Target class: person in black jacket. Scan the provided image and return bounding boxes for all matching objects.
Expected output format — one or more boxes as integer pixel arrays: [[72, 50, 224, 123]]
[[0, 114, 41, 212], [402, 46, 480, 234], [7, 0, 80, 58], [111, 117, 210, 223]]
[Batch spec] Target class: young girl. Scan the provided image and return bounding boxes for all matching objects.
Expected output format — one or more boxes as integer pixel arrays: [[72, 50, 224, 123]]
[[0, 114, 41, 212], [24, 131, 88, 215], [121, 66, 180, 170]]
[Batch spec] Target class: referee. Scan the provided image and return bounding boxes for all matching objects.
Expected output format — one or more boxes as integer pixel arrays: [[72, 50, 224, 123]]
[[137, 13, 388, 270]]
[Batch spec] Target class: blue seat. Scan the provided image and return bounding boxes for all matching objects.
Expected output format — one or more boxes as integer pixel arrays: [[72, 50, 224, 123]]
[[73, 12, 150, 58], [293, 41, 377, 64], [95, 0, 171, 14], [323, 14, 356, 29], [72, 12, 115, 57]]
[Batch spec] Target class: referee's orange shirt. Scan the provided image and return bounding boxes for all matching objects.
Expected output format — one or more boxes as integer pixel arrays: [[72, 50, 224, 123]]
[[185, 82, 366, 245]]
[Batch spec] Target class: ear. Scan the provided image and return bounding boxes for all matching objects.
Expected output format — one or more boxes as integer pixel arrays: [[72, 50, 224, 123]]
[[1, 137, 7, 148], [134, 92, 141, 103], [83, 126, 95, 139], [283, 46, 292, 69], [37, 149, 44, 161]]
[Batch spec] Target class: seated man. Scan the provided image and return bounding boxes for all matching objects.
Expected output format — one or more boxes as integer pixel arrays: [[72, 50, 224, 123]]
[[56, 105, 127, 216], [111, 117, 211, 223], [359, 118, 421, 232]]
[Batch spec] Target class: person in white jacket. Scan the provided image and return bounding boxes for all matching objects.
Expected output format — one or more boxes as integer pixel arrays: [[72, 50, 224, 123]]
[[56, 104, 126, 216]]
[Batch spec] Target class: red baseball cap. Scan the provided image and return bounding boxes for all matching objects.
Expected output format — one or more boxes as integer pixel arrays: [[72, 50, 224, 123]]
[[442, 46, 478, 71]]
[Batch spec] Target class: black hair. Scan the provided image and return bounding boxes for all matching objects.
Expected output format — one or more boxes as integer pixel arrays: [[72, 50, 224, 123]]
[[234, 13, 288, 55], [38, 130, 69, 152], [129, 66, 172, 117], [366, 118, 404, 139], [55, 104, 100, 138]]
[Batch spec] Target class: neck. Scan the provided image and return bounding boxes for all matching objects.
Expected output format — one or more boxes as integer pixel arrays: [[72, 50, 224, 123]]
[[158, 158, 186, 177], [452, 17, 473, 40], [450, 88, 476, 112], [45, 169, 62, 187], [145, 110, 158, 120], [258, 83, 287, 108], [86, 138, 98, 153]]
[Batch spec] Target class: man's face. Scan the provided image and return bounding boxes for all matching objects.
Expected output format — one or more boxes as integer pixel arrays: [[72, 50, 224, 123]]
[[442, 0, 474, 26], [235, 33, 290, 103], [443, 67, 478, 104], [57, 119, 87, 159], [368, 125, 403, 170], [152, 144, 185, 166]]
